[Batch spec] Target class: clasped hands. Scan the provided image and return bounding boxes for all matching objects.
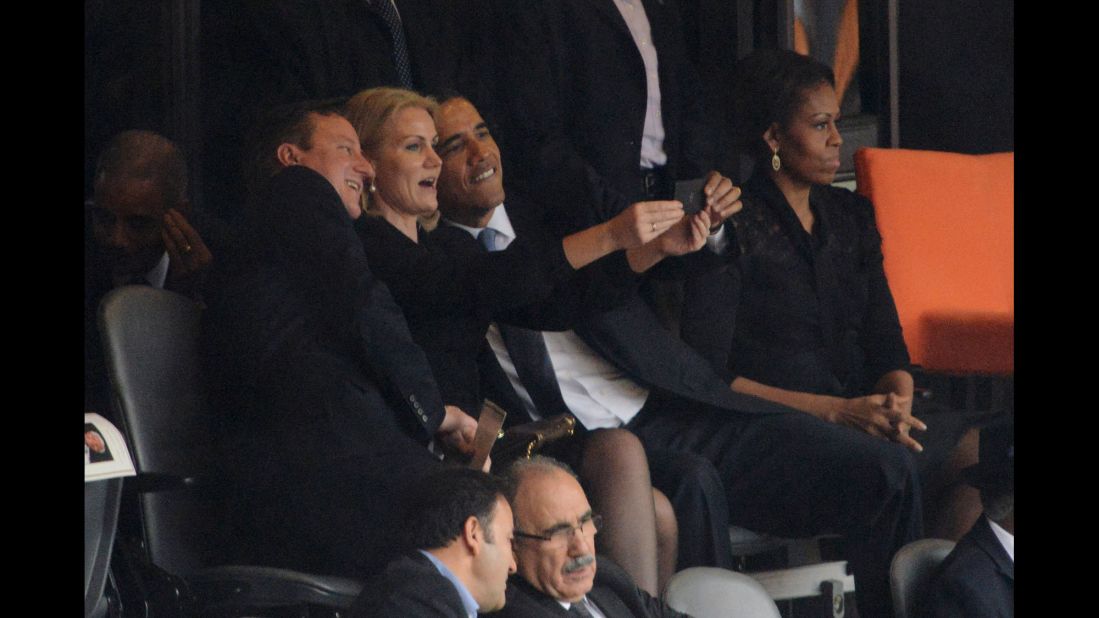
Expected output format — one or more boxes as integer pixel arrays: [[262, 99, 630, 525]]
[[837, 392, 927, 453]]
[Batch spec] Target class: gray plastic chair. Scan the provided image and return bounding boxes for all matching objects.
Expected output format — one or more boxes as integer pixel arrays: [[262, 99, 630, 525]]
[[665, 567, 783, 618], [98, 285, 362, 615], [890, 538, 956, 618], [85, 477, 123, 617]]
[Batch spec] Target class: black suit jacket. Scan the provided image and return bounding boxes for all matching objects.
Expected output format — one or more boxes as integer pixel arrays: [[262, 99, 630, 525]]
[[201, 166, 446, 575], [925, 516, 1014, 618], [444, 198, 795, 421], [430, 197, 641, 424], [360, 195, 639, 417], [497, 0, 716, 233], [351, 552, 470, 618], [486, 558, 685, 618]]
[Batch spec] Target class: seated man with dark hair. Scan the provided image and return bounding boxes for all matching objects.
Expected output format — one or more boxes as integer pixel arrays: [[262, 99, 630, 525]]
[[352, 468, 516, 617], [202, 99, 479, 577], [85, 129, 218, 413], [925, 420, 1014, 618], [488, 456, 686, 618]]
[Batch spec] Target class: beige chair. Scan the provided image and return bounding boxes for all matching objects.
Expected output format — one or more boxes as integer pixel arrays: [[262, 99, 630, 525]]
[[889, 538, 956, 618], [665, 567, 782, 618]]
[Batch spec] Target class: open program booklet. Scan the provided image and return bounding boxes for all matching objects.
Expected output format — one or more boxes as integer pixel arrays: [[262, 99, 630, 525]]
[[84, 412, 136, 482]]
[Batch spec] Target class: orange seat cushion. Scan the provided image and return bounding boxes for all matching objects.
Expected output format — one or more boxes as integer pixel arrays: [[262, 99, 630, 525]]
[[920, 311, 1014, 374], [855, 148, 1013, 374]]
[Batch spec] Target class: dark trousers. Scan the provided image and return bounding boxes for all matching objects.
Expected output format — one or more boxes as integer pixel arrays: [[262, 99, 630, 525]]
[[628, 392, 923, 617], [644, 445, 735, 571]]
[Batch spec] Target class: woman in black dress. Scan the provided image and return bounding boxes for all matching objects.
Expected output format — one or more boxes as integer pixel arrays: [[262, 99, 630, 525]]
[[682, 49, 982, 540], [344, 87, 712, 594]]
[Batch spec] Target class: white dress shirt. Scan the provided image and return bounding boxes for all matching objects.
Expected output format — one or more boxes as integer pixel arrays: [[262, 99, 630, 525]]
[[443, 207, 649, 430], [612, 0, 667, 169], [112, 251, 170, 289], [558, 595, 608, 618], [987, 517, 1014, 562]]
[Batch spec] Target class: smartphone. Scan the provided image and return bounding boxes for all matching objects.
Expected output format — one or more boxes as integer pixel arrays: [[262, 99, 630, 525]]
[[674, 178, 707, 215]]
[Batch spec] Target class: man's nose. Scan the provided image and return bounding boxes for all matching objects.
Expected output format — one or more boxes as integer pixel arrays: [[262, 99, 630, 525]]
[[353, 151, 374, 178], [567, 527, 592, 554], [469, 139, 488, 162]]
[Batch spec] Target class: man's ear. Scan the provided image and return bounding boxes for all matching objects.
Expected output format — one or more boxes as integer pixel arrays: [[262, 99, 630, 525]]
[[763, 123, 781, 153], [462, 515, 483, 556], [276, 143, 302, 167]]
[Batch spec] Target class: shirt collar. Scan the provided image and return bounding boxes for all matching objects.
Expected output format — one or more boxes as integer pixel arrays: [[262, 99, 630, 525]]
[[442, 203, 514, 245], [114, 251, 170, 289], [987, 517, 1014, 562], [147, 251, 170, 289], [418, 550, 480, 617]]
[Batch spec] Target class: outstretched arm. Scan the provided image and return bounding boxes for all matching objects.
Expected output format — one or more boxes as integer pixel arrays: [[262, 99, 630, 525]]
[[561, 200, 686, 269]]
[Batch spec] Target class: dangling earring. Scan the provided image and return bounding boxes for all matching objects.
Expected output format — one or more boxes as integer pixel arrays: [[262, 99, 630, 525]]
[[369, 179, 377, 193], [771, 149, 781, 172]]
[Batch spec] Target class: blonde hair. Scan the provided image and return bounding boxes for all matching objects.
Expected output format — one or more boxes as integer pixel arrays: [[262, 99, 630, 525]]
[[345, 87, 439, 217]]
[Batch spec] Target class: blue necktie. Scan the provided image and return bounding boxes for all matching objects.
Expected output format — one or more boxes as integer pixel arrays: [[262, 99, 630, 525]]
[[478, 228, 571, 418], [372, 0, 415, 89]]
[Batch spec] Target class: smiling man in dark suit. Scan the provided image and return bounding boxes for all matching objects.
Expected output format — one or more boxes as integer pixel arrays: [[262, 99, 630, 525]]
[[428, 95, 737, 579], [202, 99, 479, 578]]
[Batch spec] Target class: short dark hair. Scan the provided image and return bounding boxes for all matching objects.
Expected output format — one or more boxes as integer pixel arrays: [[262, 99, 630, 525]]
[[402, 468, 509, 550], [434, 88, 468, 108], [94, 130, 188, 207], [243, 98, 348, 199], [733, 48, 836, 161]]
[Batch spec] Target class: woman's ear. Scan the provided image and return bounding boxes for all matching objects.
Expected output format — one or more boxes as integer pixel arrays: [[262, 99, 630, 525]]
[[763, 123, 781, 153]]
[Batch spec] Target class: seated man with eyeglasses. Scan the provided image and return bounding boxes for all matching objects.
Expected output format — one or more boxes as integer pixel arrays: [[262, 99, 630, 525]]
[[487, 457, 686, 618]]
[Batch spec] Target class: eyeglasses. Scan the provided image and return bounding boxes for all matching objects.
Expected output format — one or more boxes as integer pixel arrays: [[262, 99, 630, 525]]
[[515, 513, 602, 546]]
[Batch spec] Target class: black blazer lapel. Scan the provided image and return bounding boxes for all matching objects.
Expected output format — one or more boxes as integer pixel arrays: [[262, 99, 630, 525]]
[[574, 295, 793, 416], [477, 339, 538, 427], [974, 516, 1014, 583], [587, 586, 635, 618]]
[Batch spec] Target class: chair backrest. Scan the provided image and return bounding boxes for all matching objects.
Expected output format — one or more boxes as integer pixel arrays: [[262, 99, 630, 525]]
[[665, 567, 783, 618], [889, 538, 956, 618], [85, 477, 123, 617], [99, 285, 225, 576], [854, 148, 1013, 371]]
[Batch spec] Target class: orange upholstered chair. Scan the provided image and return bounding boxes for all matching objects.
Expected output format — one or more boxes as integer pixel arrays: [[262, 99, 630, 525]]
[[854, 148, 1013, 374]]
